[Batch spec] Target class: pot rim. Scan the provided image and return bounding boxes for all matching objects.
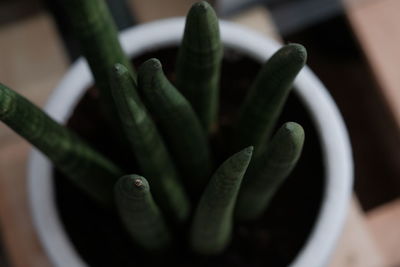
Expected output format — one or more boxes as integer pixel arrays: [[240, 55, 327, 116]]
[[28, 18, 353, 267]]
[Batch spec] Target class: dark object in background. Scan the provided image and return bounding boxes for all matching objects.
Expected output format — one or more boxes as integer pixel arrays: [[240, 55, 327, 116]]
[[105, 0, 135, 30], [283, 14, 400, 210], [45, 0, 136, 60], [217, 0, 342, 35], [0, 228, 10, 266], [0, 0, 42, 25]]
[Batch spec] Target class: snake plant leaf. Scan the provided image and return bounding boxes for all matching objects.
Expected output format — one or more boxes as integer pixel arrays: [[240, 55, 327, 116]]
[[63, 0, 136, 115], [114, 175, 172, 251], [234, 43, 306, 157], [0, 83, 123, 206], [236, 122, 305, 221], [110, 64, 190, 223], [138, 58, 212, 194], [190, 146, 253, 255], [175, 1, 223, 133]]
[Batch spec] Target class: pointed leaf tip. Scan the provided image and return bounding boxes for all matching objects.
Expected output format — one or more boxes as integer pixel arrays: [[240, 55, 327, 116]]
[[281, 122, 305, 143], [139, 58, 165, 75], [188, 1, 217, 21], [244, 146, 254, 155], [113, 63, 129, 75], [284, 43, 307, 64], [284, 121, 304, 134], [280, 122, 305, 154], [142, 58, 162, 70], [138, 58, 166, 91], [233, 146, 254, 169], [118, 175, 150, 196], [193, 1, 212, 11]]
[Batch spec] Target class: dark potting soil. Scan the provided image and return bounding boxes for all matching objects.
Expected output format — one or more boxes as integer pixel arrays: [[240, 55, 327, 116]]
[[54, 46, 324, 267]]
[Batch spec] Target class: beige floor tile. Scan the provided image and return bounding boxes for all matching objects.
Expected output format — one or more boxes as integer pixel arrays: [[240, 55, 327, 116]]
[[368, 198, 400, 267]]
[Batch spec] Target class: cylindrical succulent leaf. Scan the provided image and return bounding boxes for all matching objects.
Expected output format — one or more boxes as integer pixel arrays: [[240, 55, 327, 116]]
[[190, 146, 253, 255], [0, 83, 123, 206], [175, 1, 222, 133], [63, 0, 136, 115], [235, 122, 305, 221], [234, 44, 306, 157], [138, 58, 212, 194], [110, 64, 190, 223], [114, 175, 172, 251]]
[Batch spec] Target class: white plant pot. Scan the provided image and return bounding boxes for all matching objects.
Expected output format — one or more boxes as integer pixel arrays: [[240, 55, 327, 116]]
[[28, 18, 353, 267]]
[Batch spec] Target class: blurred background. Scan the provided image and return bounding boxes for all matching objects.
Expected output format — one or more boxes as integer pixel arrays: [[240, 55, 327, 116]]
[[0, 0, 400, 266]]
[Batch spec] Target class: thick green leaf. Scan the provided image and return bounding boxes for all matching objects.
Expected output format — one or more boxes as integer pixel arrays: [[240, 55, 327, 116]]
[[63, 0, 136, 115], [234, 44, 306, 157], [190, 146, 253, 255], [110, 64, 190, 223], [139, 58, 212, 194], [114, 175, 171, 251], [0, 83, 122, 206], [176, 1, 222, 133], [236, 122, 305, 221]]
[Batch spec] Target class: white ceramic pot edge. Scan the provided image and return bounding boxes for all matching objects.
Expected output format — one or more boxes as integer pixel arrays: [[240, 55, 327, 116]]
[[28, 18, 353, 267]]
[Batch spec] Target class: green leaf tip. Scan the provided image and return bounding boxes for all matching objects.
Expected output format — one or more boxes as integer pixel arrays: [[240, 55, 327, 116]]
[[114, 175, 172, 251], [138, 58, 212, 194], [112, 63, 129, 75], [278, 122, 305, 157], [187, 1, 217, 26], [190, 146, 253, 255], [176, 1, 222, 132], [234, 43, 307, 157], [142, 58, 162, 70], [182, 0, 221, 59], [138, 58, 164, 87], [282, 43, 307, 65], [221, 146, 253, 179], [191, 1, 213, 12], [242, 145, 254, 156], [235, 122, 305, 221]]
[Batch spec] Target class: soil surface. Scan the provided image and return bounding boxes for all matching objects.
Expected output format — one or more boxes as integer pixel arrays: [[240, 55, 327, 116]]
[[54, 46, 324, 267]]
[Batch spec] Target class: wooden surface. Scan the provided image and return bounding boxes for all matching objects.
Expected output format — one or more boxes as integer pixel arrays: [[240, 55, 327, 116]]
[[346, 1, 400, 266], [329, 198, 387, 267], [345, 0, 400, 129], [0, 13, 68, 267], [129, 0, 198, 22], [0, 2, 395, 267], [368, 198, 400, 267]]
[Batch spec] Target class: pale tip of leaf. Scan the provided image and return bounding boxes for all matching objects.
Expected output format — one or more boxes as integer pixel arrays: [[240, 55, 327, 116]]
[[134, 178, 144, 188], [244, 146, 254, 155], [113, 63, 128, 75]]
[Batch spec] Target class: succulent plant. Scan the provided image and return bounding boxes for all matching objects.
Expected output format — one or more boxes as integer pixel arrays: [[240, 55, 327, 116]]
[[0, 0, 306, 257]]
